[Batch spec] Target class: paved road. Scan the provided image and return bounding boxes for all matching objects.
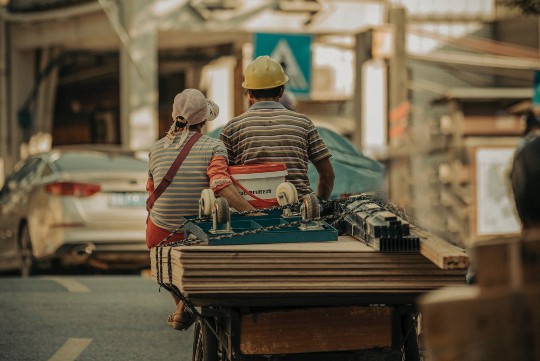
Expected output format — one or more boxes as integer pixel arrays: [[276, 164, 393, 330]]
[[0, 274, 194, 361]]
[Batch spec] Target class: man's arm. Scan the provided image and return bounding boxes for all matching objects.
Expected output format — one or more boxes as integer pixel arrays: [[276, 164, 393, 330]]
[[313, 157, 335, 200], [215, 184, 256, 212]]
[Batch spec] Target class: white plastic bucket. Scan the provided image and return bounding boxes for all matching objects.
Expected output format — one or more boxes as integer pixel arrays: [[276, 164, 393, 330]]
[[228, 163, 288, 208]]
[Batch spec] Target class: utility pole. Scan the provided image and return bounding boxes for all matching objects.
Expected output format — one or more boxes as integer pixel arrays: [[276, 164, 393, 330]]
[[387, 5, 408, 149], [110, 0, 158, 150], [386, 5, 409, 206]]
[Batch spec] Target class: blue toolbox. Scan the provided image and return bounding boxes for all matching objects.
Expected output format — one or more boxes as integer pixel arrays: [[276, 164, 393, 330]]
[[185, 212, 338, 246]]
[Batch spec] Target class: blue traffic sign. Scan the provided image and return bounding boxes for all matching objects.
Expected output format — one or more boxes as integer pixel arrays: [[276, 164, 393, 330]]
[[254, 33, 312, 95], [534, 70, 540, 106]]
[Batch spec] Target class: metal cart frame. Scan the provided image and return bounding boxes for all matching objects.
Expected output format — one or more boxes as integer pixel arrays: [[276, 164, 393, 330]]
[[191, 305, 420, 361], [163, 284, 421, 361]]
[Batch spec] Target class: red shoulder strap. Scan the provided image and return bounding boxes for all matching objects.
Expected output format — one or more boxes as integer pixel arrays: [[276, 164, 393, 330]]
[[146, 132, 202, 212]]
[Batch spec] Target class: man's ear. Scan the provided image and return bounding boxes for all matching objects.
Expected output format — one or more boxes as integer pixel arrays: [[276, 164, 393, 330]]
[[279, 86, 285, 97], [247, 90, 255, 103]]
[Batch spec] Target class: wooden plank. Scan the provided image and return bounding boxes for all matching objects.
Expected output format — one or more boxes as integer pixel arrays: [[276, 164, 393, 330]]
[[180, 269, 465, 277], [462, 115, 524, 136], [239, 306, 392, 355], [177, 260, 438, 272], [178, 253, 426, 261], [182, 281, 465, 291], [172, 231, 469, 271], [178, 236, 373, 252], [414, 227, 470, 270], [187, 289, 422, 296], [180, 280, 466, 289], [474, 238, 540, 288]]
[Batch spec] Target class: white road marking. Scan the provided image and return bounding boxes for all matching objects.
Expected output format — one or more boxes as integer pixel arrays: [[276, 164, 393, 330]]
[[43, 277, 90, 293], [47, 338, 93, 361]]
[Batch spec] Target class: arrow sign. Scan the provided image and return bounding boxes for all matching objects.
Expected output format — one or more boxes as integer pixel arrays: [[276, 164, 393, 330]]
[[254, 33, 312, 95], [271, 39, 308, 91]]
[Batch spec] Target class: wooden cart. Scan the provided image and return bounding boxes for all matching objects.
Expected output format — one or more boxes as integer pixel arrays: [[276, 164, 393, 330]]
[[151, 230, 468, 361]]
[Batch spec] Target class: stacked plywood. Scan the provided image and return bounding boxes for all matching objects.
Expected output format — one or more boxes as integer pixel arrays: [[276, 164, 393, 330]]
[[420, 238, 540, 361], [151, 235, 468, 307]]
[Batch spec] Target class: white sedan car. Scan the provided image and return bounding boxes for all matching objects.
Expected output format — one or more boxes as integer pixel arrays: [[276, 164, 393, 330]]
[[0, 148, 150, 276]]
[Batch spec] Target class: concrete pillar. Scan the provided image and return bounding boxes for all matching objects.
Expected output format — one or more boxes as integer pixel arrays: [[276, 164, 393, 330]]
[[352, 30, 372, 151], [8, 27, 35, 164], [0, 11, 7, 183], [387, 6, 408, 148], [34, 47, 60, 135], [118, 0, 158, 150], [386, 6, 409, 206]]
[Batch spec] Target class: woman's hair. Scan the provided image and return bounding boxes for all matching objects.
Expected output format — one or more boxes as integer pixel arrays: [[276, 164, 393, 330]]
[[510, 136, 540, 228]]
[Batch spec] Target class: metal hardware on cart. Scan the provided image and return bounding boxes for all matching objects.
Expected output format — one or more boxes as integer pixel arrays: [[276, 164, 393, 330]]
[[210, 197, 232, 234], [166, 192, 419, 248], [199, 188, 216, 218], [337, 196, 420, 253], [276, 182, 299, 218], [299, 193, 323, 231]]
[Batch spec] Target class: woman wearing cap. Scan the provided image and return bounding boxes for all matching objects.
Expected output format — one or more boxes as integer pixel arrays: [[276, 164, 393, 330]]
[[146, 89, 256, 330]]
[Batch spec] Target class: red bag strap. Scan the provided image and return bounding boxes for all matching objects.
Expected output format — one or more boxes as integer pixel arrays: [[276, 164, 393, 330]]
[[146, 132, 202, 212], [230, 176, 275, 207]]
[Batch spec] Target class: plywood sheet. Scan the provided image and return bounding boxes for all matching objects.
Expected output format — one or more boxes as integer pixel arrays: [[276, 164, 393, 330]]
[[240, 306, 392, 355]]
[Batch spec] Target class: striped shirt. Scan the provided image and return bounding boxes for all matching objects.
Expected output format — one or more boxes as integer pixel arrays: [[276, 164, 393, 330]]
[[148, 131, 228, 231], [220, 101, 331, 196]]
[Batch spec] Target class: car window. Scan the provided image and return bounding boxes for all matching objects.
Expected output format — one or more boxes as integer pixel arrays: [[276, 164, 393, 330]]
[[53, 152, 148, 172], [41, 163, 54, 177], [0, 158, 42, 198], [14, 158, 42, 183], [0, 173, 16, 199]]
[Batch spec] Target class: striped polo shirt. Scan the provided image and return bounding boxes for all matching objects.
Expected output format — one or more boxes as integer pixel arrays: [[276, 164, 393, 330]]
[[220, 101, 331, 196], [148, 131, 228, 232]]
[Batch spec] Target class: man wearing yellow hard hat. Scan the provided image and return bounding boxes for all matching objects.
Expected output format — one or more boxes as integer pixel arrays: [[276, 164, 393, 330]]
[[220, 55, 335, 200]]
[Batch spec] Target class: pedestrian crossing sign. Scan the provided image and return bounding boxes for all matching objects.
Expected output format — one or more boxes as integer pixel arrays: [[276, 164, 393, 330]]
[[254, 33, 312, 96]]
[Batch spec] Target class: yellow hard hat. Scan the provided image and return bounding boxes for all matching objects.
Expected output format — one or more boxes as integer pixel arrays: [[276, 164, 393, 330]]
[[242, 56, 289, 90]]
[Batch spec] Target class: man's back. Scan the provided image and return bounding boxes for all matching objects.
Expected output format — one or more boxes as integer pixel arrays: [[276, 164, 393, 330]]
[[220, 102, 331, 196]]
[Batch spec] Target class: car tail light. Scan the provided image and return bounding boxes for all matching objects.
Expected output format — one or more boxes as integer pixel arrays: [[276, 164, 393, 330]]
[[46, 182, 101, 197]]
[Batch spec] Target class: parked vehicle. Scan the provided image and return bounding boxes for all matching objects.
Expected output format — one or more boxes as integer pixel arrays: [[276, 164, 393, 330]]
[[0, 147, 150, 276]]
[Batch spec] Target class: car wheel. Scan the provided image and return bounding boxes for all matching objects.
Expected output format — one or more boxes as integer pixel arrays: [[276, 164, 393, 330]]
[[18, 224, 34, 278]]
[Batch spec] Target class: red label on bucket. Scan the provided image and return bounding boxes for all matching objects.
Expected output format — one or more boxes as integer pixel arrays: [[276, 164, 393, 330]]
[[228, 163, 288, 209], [228, 163, 287, 175]]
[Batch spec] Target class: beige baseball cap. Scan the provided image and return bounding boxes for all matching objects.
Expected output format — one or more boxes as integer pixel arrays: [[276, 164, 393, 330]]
[[172, 89, 219, 125]]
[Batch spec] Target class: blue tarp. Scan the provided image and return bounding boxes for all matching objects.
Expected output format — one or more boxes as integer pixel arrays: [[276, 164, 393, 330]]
[[208, 126, 385, 199]]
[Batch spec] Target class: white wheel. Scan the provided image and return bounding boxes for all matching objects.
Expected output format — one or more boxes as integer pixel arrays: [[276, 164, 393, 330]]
[[214, 197, 230, 224], [301, 193, 320, 220], [276, 182, 298, 206], [200, 189, 216, 216]]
